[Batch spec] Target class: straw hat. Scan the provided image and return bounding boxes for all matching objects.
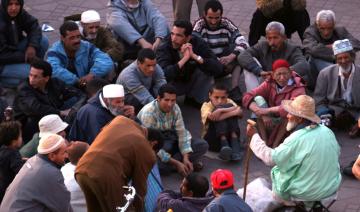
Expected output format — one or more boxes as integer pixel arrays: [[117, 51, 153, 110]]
[[281, 95, 321, 124], [38, 114, 68, 138]]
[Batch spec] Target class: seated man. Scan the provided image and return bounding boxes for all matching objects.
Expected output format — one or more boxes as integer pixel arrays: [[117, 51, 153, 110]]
[[204, 169, 252, 212], [201, 84, 243, 161], [238, 21, 310, 91], [61, 141, 89, 212], [13, 59, 85, 141], [1, 134, 72, 211], [69, 84, 135, 144], [20, 114, 68, 158], [314, 39, 360, 138], [193, 0, 249, 101], [248, 0, 310, 46], [157, 20, 222, 107], [47, 21, 113, 86], [0, 0, 48, 88], [80, 10, 124, 73], [156, 173, 213, 212], [116, 48, 166, 113], [75, 116, 163, 211], [303, 10, 360, 88], [137, 84, 209, 176], [107, 0, 169, 59], [242, 59, 305, 148], [246, 95, 341, 205]]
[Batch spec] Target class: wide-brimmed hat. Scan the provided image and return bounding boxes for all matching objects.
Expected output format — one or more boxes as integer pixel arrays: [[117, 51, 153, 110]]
[[38, 114, 68, 138], [281, 95, 321, 124]]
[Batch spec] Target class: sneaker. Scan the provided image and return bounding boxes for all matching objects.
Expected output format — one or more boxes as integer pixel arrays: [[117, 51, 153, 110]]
[[231, 152, 244, 162], [193, 161, 204, 172], [218, 146, 232, 161]]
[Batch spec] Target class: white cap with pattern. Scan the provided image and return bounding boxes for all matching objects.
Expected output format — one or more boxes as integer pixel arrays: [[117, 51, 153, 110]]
[[333, 39, 353, 55]]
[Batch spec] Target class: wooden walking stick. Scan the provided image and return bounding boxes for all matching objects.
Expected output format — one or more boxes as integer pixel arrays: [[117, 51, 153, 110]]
[[243, 119, 257, 200]]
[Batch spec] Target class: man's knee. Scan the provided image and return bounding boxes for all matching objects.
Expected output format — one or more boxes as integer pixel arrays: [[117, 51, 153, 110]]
[[192, 138, 209, 154]]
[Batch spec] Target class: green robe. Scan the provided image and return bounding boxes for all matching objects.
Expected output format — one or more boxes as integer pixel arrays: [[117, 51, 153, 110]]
[[271, 124, 341, 201]]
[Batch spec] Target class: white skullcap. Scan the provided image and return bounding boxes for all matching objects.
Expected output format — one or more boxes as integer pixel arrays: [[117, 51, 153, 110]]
[[37, 134, 66, 155], [333, 39, 353, 55], [38, 114, 68, 138], [81, 10, 101, 23], [102, 84, 124, 98]]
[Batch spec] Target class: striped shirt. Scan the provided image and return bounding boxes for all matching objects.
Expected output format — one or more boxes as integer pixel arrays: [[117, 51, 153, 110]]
[[193, 17, 249, 57], [137, 100, 193, 162]]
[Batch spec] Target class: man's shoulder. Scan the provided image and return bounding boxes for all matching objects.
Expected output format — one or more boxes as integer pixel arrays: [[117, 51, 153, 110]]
[[193, 17, 207, 32], [219, 17, 238, 32]]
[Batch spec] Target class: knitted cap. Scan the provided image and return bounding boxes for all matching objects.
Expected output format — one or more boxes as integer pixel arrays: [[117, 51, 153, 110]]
[[37, 134, 65, 155], [210, 169, 234, 190], [81, 10, 100, 23], [272, 59, 290, 72], [102, 84, 124, 98], [333, 39, 353, 55]]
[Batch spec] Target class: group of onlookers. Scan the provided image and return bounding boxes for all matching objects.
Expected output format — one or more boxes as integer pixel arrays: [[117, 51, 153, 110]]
[[0, 0, 360, 211]]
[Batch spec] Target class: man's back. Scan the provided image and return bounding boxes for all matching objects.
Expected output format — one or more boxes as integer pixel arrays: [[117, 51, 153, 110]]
[[203, 189, 252, 212], [271, 124, 341, 201], [0, 155, 71, 212]]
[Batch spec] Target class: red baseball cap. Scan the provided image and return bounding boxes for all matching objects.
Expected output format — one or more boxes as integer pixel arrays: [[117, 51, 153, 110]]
[[210, 169, 234, 190], [272, 59, 290, 72]]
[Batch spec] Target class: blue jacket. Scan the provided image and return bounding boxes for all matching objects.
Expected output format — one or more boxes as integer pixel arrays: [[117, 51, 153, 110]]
[[47, 40, 113, 85], [203, 189, 252, 212], [107, 0, 169, 45], [116, 61, 166, 105]]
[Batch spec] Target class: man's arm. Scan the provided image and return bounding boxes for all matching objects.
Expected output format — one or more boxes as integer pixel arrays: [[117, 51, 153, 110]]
[[107, 6, 142, 45], [157, 190, 183, 212], [303, 26, 334, 61], [313, 67, 330, 107], [156, 41, 182, 81], [88, 43, 114, 77], [47, 50, 79, 85], [151, 65, 167, 97], [174, 105, 193, 156], [143, 0, 169, 40], [247, 125, 275, 166], [22, 11, 42, 51], [288, 45, 311, 77], [237, 43, 264, 75]]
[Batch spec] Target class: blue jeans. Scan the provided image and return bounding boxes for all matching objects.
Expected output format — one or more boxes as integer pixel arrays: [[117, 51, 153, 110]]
[[0, 36, 49, 88], [308, 57, 333, 89]]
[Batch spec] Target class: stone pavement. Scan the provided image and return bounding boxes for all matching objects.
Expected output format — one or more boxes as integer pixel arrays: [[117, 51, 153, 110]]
[[23, 0, 360, 211]]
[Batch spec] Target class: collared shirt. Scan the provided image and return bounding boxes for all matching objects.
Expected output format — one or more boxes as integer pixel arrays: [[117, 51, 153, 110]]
[[275, 78, 295, 93], [338, 63, 355, 104], [200, 98, 237, 138], [137, 100, 192, 162]]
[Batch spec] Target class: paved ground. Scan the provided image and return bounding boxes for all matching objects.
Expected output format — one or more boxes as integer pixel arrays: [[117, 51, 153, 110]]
[[23, 0, 360, 211]]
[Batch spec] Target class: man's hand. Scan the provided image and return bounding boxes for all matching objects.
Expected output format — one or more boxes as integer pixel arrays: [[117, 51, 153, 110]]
[[353, 155, 360, 180], [60, 109, 71, 117], [219, 54, 236, 65], [123, 105, 135, 118], [246, 123, 257, 139], [183, 154, 193, 173], [254, 107, 269, 117], [25, 46, 36, 62], [138, 38, 153, 49], [358, 118, 360, 128], [152, 38, 162, 51], [208, 109, 223, 121], [260, 71, 271, 80], [262, 115, 273, 128], [79, 73, 95, 86], [175, 162, 190, 177]]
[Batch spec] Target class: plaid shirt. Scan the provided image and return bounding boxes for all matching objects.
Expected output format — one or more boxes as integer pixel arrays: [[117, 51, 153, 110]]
[[137, 100, 193, 162]]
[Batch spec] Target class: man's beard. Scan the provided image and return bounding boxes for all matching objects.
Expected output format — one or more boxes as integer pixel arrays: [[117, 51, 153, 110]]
[[339, 63, 353, 74], [286, 120, 298, 131], [108, 105, 124, 116], [85, 33, 97, 40]]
